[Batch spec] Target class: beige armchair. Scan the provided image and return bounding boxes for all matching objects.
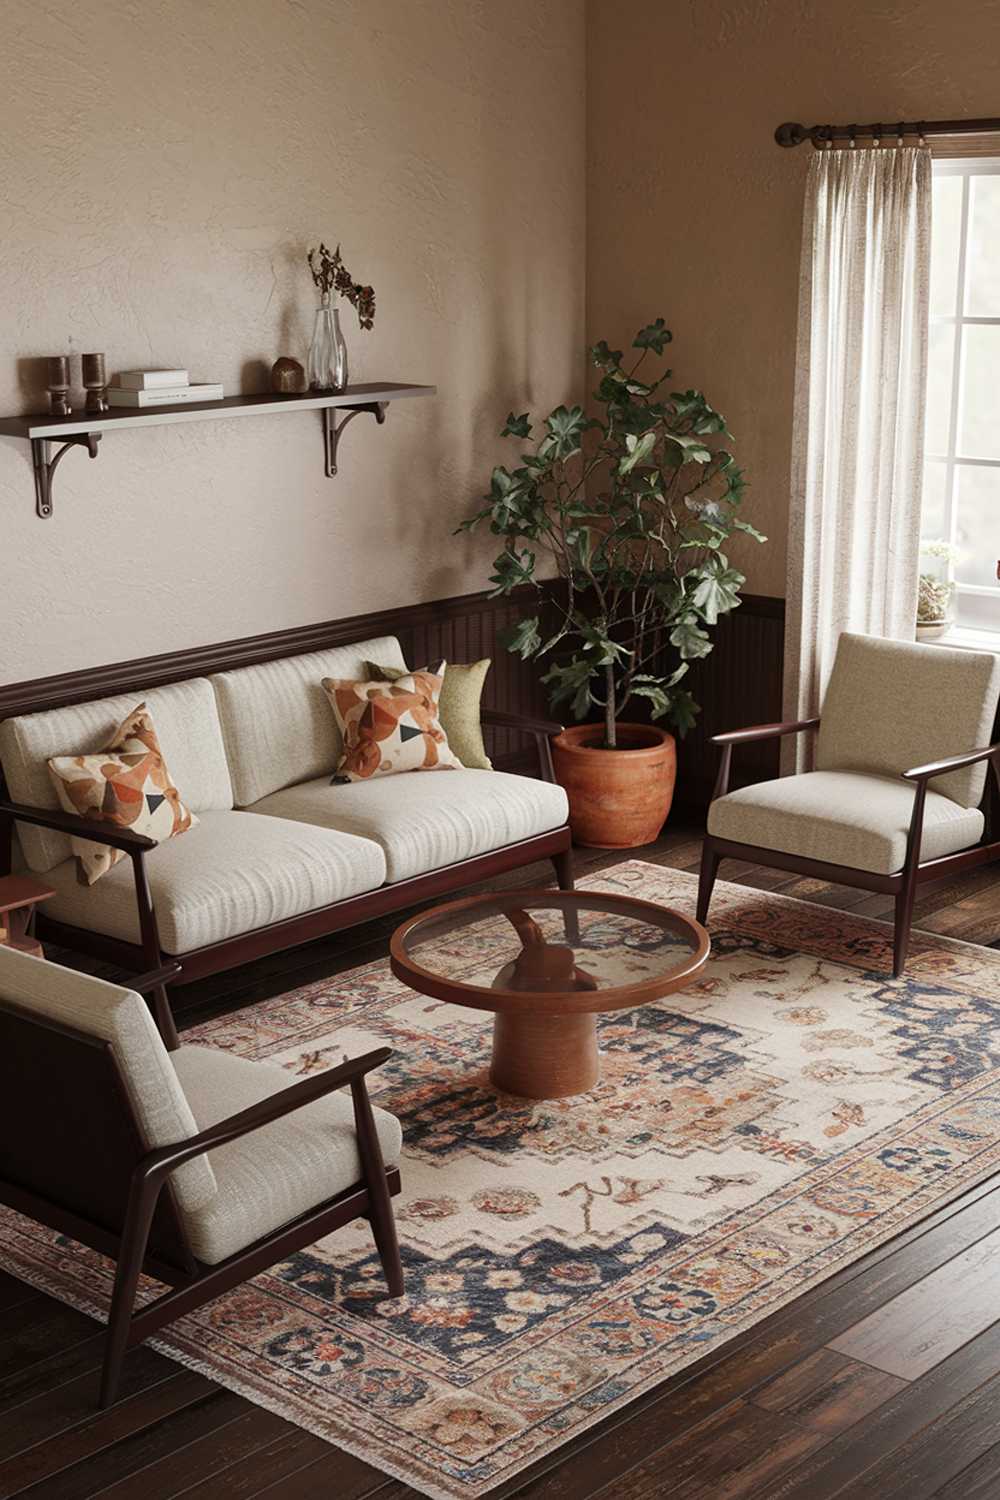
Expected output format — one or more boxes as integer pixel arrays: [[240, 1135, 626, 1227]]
[[698, 633, 1000, 976], [0, 946, 404, 1407]]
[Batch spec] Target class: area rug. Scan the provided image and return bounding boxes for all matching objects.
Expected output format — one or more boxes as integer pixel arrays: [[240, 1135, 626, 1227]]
[[5, 861, 1000, 1499]]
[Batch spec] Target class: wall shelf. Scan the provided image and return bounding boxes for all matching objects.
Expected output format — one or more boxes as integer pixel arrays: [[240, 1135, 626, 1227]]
[[0, 382, 436, 518]]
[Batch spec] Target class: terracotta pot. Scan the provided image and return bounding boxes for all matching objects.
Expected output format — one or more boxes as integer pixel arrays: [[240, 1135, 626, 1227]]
[[550, 722, 677, 849]]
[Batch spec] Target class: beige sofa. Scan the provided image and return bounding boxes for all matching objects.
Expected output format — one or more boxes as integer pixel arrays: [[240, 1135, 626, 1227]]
[[0, 632, 571, 991]]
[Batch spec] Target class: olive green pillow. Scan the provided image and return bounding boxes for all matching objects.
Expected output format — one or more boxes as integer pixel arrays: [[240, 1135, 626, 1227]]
[[363, 658, 492, 770]]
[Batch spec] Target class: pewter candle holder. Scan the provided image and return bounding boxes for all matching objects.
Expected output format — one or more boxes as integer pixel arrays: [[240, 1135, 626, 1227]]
[[82, 352, 108, 413], [46, 355, 71, 416]]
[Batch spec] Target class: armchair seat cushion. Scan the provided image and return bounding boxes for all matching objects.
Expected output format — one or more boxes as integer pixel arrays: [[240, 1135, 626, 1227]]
[[707, 771, 984, 875], [248, 768, 569, 883], [42, 811, 386, 954], [171, 1045, 402, 1265]]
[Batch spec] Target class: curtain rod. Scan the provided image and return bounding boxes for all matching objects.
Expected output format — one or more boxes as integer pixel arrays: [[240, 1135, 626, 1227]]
[[775, 118, 1000, 149]]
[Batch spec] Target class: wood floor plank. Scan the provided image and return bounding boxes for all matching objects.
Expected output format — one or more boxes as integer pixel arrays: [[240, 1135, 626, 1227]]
[[249, 1445, 409, 1498], [170, 1427, 341, 1497], [0, 1301, 98, 1385], [94, 1408, 295, 1499], [828, 1227, 1000, 1378], [0, 1343, 176, 1461], [0, 1370, 217, 1494], [841, 1365, 1000, 1499], [19, 1390, 250, 1500], [931, 1439, 1000, 1498], [751, 1348, 908, 1431], [762, 1318, 1000, 1499]]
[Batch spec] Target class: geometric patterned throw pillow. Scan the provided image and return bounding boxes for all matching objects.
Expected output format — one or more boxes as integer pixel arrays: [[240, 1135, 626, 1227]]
[[321, 661, 463, 782], [47, 703, 198, 885], [363, 658, 493, 770]]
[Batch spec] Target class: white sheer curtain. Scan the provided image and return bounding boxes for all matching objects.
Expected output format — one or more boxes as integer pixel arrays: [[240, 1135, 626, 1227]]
[[784, 145, 931, 763]]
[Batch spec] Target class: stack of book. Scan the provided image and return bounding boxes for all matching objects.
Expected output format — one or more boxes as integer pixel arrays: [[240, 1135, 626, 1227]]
[[108, 370, 224, 408]]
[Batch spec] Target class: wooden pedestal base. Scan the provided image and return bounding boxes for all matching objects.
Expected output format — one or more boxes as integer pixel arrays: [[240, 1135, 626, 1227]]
[[490, 1011, 600, 1099]]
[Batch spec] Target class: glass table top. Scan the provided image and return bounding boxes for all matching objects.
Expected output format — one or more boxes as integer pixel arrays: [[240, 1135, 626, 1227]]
[[391, 890, 709, 1012]]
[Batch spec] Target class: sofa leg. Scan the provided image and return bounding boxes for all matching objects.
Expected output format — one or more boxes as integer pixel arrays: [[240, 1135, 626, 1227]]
[[552, 847, 579, 943], [696, 841, 721, 925]]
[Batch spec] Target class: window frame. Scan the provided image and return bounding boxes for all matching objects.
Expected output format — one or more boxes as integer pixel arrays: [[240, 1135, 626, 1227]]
[[927, 156, 1000, 632]]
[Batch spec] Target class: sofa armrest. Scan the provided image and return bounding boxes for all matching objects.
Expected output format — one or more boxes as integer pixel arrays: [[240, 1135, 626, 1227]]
[[0, 798, 157, 853], [481, 709, 563, 783]]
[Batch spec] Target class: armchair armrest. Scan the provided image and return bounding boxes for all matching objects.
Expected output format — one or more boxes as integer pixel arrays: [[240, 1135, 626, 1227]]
[[903, 743, 1000, 783], [141, 1046, 394, 1179], [481, 708, 564, 783], [709, 718, 820, 801], [0, 798, 157, 853], [711, 717, 821, 747]]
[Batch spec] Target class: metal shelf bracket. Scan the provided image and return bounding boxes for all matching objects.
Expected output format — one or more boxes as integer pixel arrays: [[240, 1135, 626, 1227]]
[[322, 401, 387, 478], [31, 432, 101, 518]]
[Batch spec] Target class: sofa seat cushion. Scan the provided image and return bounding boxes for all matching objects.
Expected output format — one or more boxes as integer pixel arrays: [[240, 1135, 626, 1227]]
[[171, 1045, 402, 1265], [707, 771, 984, 875], [43, 810, 386, 954], [0, 678, 233, 875], [249, 768, 569, 883]]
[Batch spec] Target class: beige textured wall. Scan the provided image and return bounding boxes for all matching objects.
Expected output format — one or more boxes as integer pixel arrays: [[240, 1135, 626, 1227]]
[[587, 0, 1000, 599], [0, 0, 585, 682]]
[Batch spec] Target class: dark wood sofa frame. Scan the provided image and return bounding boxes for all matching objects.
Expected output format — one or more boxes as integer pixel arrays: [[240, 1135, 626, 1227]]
[[0, 610, 573, 1000], [0, 963, 403, 1407], [696, 718, 1000, 977]]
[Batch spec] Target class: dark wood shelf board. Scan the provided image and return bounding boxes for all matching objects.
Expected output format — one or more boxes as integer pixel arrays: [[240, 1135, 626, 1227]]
[[0, 383, 435, 440], [0, 382, 436, 517]]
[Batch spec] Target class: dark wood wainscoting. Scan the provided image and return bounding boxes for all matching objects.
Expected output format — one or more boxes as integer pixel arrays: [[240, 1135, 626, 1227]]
[[0, 587, 784, 812]]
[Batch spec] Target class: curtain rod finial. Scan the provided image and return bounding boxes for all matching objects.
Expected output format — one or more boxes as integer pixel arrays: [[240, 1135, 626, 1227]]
[[775, 121, 808, 148]]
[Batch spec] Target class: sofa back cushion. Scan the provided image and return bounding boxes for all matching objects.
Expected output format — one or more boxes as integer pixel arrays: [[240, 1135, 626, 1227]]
[[0, 679, 233, 873], [816, 632, 1000, 808], [210, 636, 408, 807]]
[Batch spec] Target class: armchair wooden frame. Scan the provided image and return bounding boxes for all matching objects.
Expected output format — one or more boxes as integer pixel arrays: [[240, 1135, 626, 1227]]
[[0, 964, 403, 1408], [696, 718, 1000, 976]]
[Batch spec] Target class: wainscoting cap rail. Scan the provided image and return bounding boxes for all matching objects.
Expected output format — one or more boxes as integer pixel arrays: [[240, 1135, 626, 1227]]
[[0, 382, 436, 518]]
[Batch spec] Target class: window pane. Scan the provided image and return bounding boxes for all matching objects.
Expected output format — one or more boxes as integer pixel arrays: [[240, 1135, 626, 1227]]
[[925, 321, 955, 456], [930, 174, 964, 316], [954, 465, 1000, 587], [920, 462, 948, 540], [959, 324, 1000, 459], [966, 175, 1000, 317]]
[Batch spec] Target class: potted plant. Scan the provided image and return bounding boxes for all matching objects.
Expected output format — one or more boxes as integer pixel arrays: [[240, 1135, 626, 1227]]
[[916, 538, 957, 641], [462, 320, 764, 847]]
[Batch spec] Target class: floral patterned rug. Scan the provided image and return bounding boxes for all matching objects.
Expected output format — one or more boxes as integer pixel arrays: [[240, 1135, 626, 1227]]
[[5, 861, 1000, 1499]]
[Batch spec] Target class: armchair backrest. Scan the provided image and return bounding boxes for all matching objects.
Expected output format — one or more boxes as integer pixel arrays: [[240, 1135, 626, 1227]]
[[0, 948, 215, 1269], [817, 633, 1000, 807]]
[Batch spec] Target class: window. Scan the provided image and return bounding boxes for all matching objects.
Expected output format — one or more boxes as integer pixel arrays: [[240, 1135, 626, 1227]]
[[924, 158, 1000, 633]]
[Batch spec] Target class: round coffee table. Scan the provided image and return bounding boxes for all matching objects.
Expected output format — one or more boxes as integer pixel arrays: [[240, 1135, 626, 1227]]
[[389, 889, 709, 1100]]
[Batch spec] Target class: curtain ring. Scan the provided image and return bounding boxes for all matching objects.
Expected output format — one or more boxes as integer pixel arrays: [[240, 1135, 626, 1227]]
[[917, 121, 927, 147], [848, 124, 857, 149], [896, 121, 904, 147], [873, 122, 883, 148]]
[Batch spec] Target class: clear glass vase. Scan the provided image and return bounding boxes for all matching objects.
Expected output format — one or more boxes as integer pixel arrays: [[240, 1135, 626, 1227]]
[[308, 295, 349, 393]]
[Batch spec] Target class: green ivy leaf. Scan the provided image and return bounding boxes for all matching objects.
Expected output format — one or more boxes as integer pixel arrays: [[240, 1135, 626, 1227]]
[[501, 411, 532, 439], [591, 340, 623, 370], [633, 318, 673, 355], [691, 565, 745, 624], [618, 430, 657, 475], [488, 547, 535, 596], [670, 618, 713, 660], [501, 615, 541, 659]]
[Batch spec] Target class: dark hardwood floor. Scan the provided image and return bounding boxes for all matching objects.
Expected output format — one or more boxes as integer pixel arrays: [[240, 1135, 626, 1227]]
[[5, 820, 1000, 1500]]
